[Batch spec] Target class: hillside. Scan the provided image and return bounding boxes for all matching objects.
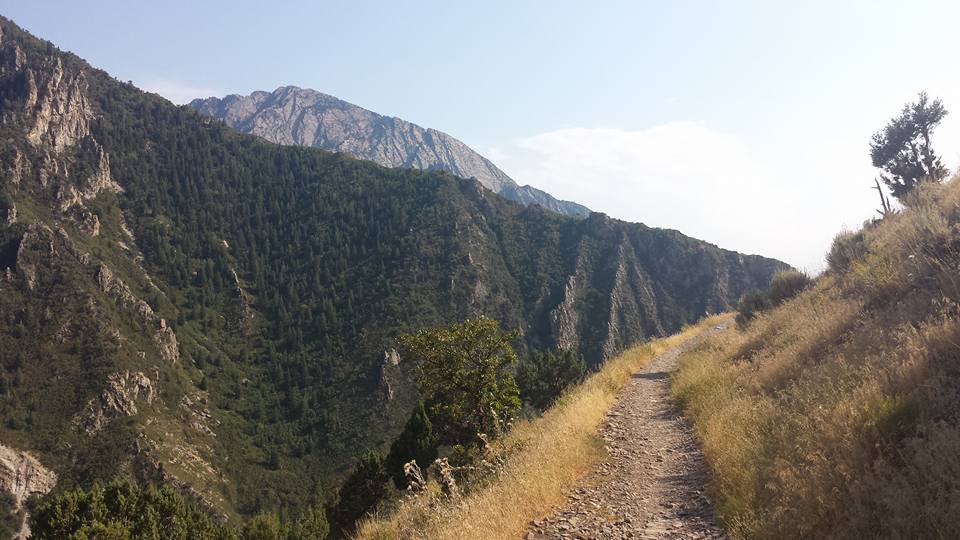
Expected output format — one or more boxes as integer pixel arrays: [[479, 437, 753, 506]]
[[0, 15, 784, 525], [189, 86, 591, 217], [673, 177, 960, 538]]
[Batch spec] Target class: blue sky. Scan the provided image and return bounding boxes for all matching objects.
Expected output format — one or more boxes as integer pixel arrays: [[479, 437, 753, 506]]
[[6, 0, 960, 270]]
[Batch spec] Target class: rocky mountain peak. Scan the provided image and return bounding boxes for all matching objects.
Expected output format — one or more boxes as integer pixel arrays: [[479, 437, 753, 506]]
[[190, 86, 591, 216]]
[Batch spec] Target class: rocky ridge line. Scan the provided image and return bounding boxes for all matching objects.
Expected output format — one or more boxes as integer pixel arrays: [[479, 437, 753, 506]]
[[189, 86, 591, 217]]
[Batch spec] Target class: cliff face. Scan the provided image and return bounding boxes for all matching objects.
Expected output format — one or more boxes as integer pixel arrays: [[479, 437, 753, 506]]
[[0, 443, 56, 539], [0, 16, 786, 523], [189, 86, 591, 217]]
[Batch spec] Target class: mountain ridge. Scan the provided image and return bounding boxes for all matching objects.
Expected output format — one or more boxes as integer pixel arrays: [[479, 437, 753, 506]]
[[189, 85, 592, 217]]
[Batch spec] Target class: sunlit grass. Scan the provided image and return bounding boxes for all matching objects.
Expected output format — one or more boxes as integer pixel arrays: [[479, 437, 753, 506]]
[[672, 175, 960, 539]]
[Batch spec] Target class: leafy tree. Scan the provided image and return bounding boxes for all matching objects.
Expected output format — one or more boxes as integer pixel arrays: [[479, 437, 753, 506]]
[[516, 349, 587, 411], [398, 317, 521, 446], [329, 451, 389, 532], [870, 92, 949, 200], [384, 401, 438, 489]]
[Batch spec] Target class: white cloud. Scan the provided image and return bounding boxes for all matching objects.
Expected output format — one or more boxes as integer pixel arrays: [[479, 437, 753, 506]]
[[136, 76, 220, 104], [490, 122, 880, 273]]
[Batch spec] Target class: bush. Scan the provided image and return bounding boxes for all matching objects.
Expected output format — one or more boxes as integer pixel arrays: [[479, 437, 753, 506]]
[[736, 271, 810, 327], [735, 291, 771, 327], [766, 270, 811, 306], [826, 230, 868, 273], [516, 349, 587, 411]]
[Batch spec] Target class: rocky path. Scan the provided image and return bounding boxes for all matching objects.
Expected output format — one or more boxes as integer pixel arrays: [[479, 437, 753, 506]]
[[526, 320, 730, 540]]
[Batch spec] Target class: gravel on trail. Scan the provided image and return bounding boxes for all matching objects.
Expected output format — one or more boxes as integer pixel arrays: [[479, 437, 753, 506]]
[[526, 320, 731, 540]]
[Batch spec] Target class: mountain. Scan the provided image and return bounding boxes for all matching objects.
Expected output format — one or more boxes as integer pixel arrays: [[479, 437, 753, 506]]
[[0, 15, 785, 527], [189, 86, 591, 217]]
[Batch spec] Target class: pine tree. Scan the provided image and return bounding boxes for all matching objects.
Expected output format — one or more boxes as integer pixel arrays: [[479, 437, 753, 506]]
[[330, 451, 389, 532], [384, 401, 439, 488], [870, 92, 949, 200]]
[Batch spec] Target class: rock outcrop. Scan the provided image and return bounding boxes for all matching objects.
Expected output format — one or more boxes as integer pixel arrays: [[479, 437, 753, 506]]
[[0, 443, 57, 540], [75, 371, 155, 435], [13, 222, 55, 290], [24, 57, 92, 151], [0, 444, 57, 507], [226, 268, 253, 335], [190, 87, 591, 217], [95, 264, 180, 364]]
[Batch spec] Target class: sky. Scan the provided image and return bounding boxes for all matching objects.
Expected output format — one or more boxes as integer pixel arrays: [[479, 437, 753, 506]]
[[5, 0, 960, 271]]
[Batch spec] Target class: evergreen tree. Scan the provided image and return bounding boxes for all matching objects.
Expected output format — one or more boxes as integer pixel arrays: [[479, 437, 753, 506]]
[[330, 451, 389, 532], [30, 479, 236, 540], [516, 349, 587, 411], [384, 401, 438, 488], [289, 504, 330, 540], [240, 513, 282, 540], [870, 92, 949, 200]]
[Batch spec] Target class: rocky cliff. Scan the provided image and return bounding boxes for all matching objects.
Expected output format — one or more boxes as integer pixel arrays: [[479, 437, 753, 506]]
[[189, 86, 591, 217], [0, 443, 56, 540]]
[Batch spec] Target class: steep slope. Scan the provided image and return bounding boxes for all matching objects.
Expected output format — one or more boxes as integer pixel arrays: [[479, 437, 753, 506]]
[[0, 16, 784, 523], [672, 178, 960, 538], [189, 86, 591, 217]]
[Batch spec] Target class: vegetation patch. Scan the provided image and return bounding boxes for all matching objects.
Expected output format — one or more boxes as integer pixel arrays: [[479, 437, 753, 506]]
[[673, 177, 960, 539]]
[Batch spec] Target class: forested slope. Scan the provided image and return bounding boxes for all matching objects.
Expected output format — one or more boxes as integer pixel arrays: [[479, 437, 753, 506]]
[[0, 16, 784, 521]]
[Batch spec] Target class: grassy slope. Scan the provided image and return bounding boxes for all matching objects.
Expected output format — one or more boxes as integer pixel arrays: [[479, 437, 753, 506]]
[[672, 177, 960, 539], [357, 316, 724, 540]]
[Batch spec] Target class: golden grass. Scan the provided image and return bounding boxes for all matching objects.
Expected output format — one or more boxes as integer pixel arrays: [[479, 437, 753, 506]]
[[672, 176, 960, 539], [355, 316, 724, 540]]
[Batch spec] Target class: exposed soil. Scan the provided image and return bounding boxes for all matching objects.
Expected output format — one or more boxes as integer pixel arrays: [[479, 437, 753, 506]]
[[526, 321, 730, 539]]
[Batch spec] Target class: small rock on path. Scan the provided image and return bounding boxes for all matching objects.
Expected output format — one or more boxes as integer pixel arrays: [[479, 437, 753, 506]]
[[526, 320, 730, 540]]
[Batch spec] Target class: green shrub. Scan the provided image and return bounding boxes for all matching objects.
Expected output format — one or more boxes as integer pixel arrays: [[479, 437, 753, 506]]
[[766, 270, 811, 306], [735, 291, 772, 327], [516, 349, 587, 412], [827, 230, 868, 273]]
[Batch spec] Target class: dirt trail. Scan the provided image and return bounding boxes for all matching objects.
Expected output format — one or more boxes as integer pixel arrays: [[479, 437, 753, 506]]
[[526, 320, 730, 540]]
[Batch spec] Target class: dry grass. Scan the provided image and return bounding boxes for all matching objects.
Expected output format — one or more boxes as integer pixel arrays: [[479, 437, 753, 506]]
[[672, 176, 960, 539], [355, 317, 723, 540]]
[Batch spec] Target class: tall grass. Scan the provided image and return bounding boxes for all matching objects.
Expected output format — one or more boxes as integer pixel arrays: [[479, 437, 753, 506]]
[[356, 318, 722, 540], [673, 176, 960, 539]]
